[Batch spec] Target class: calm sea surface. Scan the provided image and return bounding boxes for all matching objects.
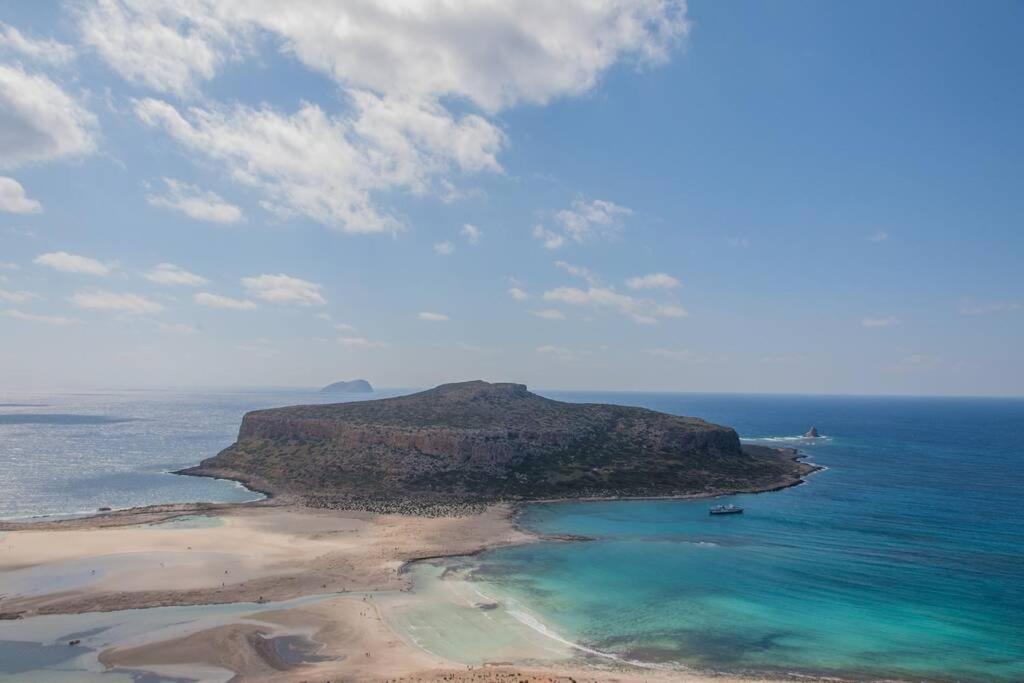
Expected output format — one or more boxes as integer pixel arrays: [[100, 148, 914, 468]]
[[0, 388, 406, 519], [1, 389, 1021, 681], [460, 392, 1024, 682]]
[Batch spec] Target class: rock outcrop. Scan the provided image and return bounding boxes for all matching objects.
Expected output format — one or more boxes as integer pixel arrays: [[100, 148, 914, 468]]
[[183, 381, 814, 507], [320, 379, 373, 394], [803, 426, 820, 438]]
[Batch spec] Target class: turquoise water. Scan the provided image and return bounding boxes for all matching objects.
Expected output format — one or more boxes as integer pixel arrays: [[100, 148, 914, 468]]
[[461, 393, 1024, 682]]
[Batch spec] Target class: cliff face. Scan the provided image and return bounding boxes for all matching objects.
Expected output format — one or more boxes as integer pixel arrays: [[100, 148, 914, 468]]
[[186, 381, 809, 504]]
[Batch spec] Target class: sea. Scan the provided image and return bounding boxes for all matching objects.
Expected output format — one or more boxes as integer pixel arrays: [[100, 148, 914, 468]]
[[1, 389, 1022, 682]]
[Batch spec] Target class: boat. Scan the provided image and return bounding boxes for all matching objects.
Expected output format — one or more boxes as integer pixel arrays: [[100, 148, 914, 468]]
[[709, 504, 743, 515]]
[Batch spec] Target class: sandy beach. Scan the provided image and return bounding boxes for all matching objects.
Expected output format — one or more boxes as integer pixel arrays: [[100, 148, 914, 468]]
[[0, 501, 794, 682]]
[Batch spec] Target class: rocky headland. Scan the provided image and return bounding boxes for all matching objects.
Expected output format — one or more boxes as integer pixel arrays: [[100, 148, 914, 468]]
[[181, 381, 816, 509]]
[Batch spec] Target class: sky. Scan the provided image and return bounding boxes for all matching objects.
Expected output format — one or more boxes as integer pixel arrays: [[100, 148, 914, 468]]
[[0, 0, 1021, 396]]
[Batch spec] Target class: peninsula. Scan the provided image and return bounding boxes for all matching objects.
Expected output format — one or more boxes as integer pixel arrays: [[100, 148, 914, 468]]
[[182, 380, 814, 508]]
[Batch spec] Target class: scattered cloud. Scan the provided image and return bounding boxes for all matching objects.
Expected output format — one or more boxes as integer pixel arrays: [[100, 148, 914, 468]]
[[861, 316, 900, 328], [146, 178, 243, 224], [157, 321, 199, 335], [554, 260, 599, 285], [727, 237, 750, 248], [418, 311, 449, 321], [433, 241, 455, 255], [338, 336, 386, 349], [645, 348, 723, 363], [532, 225, 565, 250], [134, 95, 503, 234], [0, 22, 76, 66], [0, 177, 42, 214], [241, 273, 325, 306], [82, 1, 687, 108], [3, 309, 78, 325], [508, 287, 530, 301], [535, 199, 631, 249], [334, 322, 356, 332], [531, 309, 566, 320], [0, 64, 97, 169], [70, 290, 163, 315], [958, 300, 1022, 316], [868, 231, 889, 243], [0, 288, 41, 304], [193, 292, 256, 310], [460, 223, 482, 245], [626, 272, 679, 290], [543, 285, 687, 324], [34, 251, 110, 276], [144, 263, 208, 286], [536, 345, 582, 361]]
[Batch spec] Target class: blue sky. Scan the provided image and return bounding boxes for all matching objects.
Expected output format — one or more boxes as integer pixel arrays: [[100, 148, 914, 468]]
[[1, 1, 1021, 395]]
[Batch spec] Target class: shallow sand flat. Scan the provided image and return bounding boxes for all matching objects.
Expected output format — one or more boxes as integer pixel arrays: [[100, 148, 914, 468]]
[[0, 503, 532, 616], [0, 504, 795, 682]]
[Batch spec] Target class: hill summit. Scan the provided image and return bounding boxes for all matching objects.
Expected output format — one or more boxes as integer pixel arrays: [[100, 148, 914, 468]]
[[182, 381, 813, 507]]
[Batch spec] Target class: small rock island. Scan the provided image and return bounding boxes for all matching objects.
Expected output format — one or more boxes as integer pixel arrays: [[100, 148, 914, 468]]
[[183, 381, 815, 509], [320, 379, 373, 394]]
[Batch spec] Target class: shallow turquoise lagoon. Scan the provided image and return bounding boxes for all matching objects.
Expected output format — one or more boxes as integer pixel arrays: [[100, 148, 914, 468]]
[[459, 394, 1024, 682]]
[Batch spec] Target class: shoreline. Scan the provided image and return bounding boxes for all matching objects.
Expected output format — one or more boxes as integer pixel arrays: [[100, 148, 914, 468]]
[[0, 446, 832, 682]]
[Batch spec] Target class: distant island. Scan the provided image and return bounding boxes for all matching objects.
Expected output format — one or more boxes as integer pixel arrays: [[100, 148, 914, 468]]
[[320, 379, 373, 394], [182, 381, 816, 509]]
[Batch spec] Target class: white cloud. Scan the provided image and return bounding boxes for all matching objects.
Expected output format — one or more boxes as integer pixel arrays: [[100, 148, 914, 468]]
[[418, 311, 449, 321], [0, 22, 76, 66], [542, 285, 687, 324], [554, 260, 599, 285], [193, 292, 256, 310], [81, 1, 687, 109], [0, 64, 97, 169], [957, 300, 1022, 316], [3, 309, 78, 325], [433, 241, 455, 255], [144, 263, 208, 286], [34, 251, 110, 276], [868, 231, 889, 243], [461, 223, 482, 245], [536, 344, 581, 361], [626, 272, 679, 290], [157, 321, 199, 335], [102, 1, 684, 231], [508, 287, 530, 301], [534, 199, 631, 249], [0, 288, 41, 304], [338, 336, 386, 349], [531, 309, 566, 320], [134, 95, 503, 234], [70, 290, 163, 315], [0, 176, 42, 213], [334, 322, 356, 332], [146, 178, 243, 224], [241, 273, 325, 306], [645, 348, 722, 363], [727, 237, 750, 248], [556, 198, 631, 242], [861, 316, 900, 328], [532, 225, 565, 250]]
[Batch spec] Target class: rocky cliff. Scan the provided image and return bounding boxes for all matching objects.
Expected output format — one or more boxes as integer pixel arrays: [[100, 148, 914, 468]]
[[182, 381, 813, 506]]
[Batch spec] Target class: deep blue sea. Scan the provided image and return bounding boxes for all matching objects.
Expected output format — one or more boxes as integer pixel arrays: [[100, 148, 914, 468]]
[[1, 389, 1021, 681]]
